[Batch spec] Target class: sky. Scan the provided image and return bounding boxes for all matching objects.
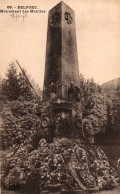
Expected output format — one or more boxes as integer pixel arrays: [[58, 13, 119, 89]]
[[0, 0, 120, 88]]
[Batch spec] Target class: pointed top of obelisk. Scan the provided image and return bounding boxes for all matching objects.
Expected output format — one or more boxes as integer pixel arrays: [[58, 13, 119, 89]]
[[49, 1, 74, 13]]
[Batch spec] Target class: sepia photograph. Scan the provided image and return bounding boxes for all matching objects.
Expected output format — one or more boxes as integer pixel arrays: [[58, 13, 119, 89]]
[[0, 0, 120, 193]]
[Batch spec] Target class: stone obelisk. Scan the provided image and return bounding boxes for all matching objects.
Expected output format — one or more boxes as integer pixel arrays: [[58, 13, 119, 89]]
[[43, 1, 79, 100]]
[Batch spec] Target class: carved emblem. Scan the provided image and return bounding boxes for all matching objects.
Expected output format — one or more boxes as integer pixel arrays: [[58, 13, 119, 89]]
[[50, 12, 59, 25], [65, 12, 73, 24]]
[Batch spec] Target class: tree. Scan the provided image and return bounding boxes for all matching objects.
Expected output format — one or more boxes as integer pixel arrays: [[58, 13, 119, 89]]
[[79, 76, 107, 136], [1, 63, 20, 100], [107, 87, 120, 136], [1, 63, 36, 101], [1, 63, 42, 149]]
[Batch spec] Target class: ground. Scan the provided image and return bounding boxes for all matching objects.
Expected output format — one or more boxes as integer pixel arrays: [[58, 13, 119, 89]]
[[1, 186, 120, 194]]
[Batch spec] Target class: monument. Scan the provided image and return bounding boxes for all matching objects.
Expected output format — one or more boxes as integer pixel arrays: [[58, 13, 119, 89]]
[[43, 1, 79, 99], [41, 1, 87, 142], [1, 2, 119, 194]]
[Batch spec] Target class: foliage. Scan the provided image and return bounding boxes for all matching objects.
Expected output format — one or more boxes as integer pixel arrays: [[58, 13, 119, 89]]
[[1, 99, 42, 150], [1, 63, 20, 100], [1, 62, 42, 150], [1, 138, 119, 191], [79, 76, 107, 136], [1, 63, 35, 101], [106, 87, 120, 136], [1, 66, 120, 192]]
